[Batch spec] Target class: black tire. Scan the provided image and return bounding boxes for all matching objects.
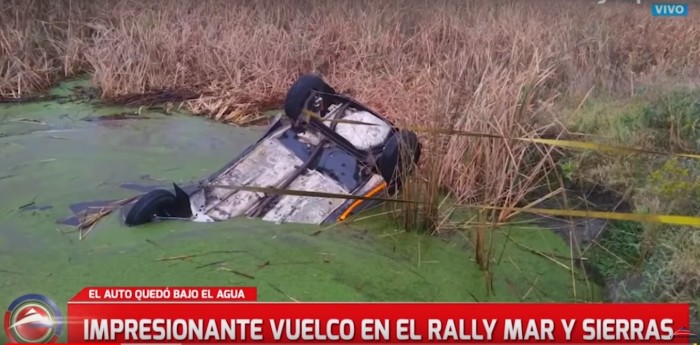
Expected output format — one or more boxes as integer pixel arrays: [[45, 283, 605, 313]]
[[375, 130, 421, 191], [124, 189, 177, 226], [284, 74, 336, 121]]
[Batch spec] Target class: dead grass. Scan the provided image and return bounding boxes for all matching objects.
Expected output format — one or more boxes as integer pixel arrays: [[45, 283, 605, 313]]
[[3, 0, 697, 183], [3, 0, 700, 298]]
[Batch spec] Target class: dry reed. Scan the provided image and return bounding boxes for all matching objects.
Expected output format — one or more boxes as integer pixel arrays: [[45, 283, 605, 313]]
[[3, 1, 700, 276]]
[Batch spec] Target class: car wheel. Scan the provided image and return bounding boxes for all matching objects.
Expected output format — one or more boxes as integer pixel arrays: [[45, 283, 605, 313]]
[[375, 130, 421, 191], [124, 189, 179, 226], [284, 74, 337, 121]]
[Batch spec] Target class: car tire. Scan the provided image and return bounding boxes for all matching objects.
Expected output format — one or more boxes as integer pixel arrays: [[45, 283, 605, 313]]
[[124, 189, 178, 226], [375, 130, 421, 191], [284, 74, 337, 121]]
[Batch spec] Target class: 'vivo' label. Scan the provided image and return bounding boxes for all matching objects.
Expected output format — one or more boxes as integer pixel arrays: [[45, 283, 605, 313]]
[[651, 4, 689, 16]]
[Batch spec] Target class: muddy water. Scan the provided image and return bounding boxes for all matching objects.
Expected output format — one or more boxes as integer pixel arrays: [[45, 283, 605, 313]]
[[0, 80, 600, 340]]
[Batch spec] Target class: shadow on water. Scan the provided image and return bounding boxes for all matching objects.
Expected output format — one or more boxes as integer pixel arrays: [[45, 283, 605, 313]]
[[0, 79, 601, 341]]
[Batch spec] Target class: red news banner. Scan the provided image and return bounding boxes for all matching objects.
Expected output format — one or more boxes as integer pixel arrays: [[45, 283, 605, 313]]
[[66, 287, 690, 343]]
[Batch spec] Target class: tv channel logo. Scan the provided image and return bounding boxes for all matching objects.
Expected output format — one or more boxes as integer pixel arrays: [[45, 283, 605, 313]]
[[4, 294, 62, 343], [651, 3, 689, 16]]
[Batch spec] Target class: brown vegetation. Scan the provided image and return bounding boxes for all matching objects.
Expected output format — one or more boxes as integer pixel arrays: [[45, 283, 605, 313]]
[[3, 0, 700, 299], [4, 0, 698, 204]]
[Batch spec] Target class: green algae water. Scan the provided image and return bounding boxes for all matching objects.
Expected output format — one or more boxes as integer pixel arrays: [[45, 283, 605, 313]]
[[0, 80, 601, 341]]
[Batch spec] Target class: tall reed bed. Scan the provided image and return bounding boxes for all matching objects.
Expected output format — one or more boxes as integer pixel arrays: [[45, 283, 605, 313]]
[[2, 0, 699, 286]]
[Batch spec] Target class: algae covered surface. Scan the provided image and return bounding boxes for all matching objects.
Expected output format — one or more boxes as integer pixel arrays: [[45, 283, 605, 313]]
[[0, 81, 600, 340]]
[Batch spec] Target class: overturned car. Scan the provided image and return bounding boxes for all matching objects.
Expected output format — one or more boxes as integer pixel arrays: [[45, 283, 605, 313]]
[[120, 75, 422, 226]]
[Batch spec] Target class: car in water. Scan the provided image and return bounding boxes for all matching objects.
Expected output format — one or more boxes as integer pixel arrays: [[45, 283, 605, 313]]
[[114, 74, 421, 227]]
